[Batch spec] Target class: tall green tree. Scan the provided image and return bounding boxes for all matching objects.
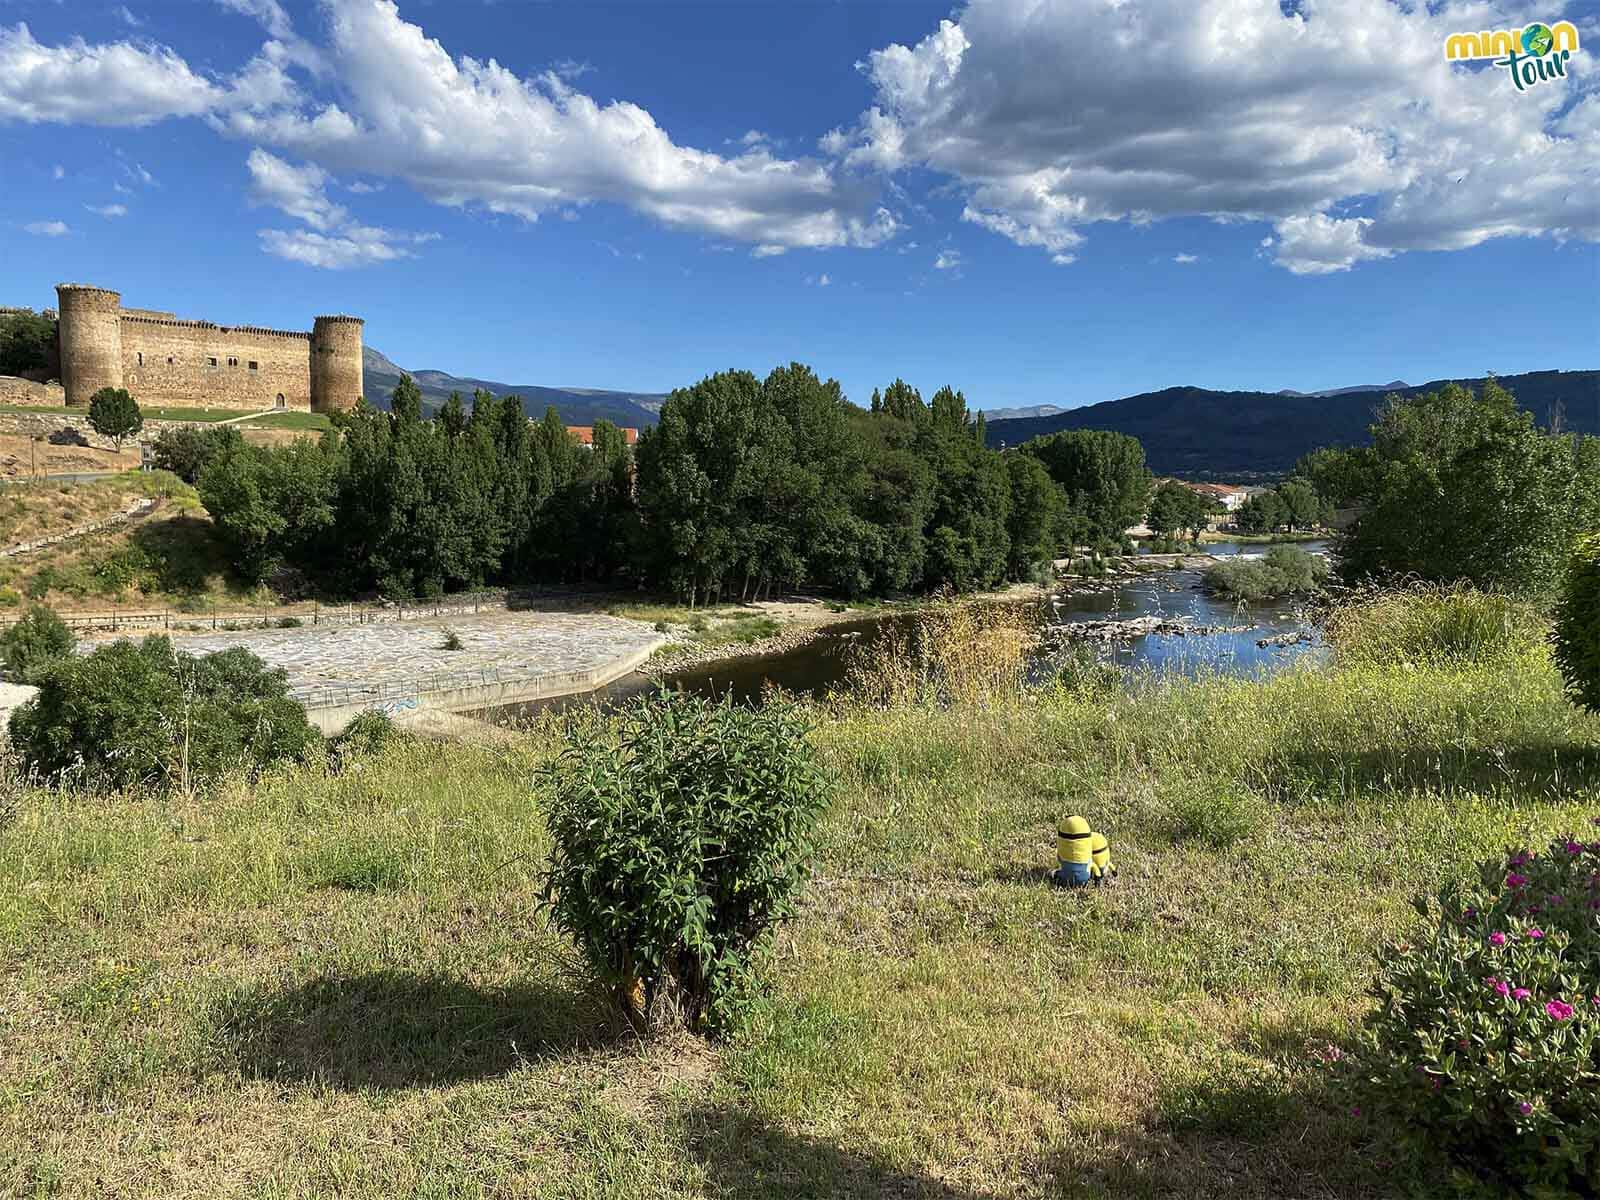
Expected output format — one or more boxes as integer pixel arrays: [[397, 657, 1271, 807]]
[[1023, 429, 1151, 549], [1336, 381, 1598, 596], [0, 309, 56, 376]]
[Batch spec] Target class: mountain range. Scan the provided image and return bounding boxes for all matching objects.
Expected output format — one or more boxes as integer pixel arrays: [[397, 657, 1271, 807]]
[[361, 351, 1597, 479], [982, 370, 1600, 477], [363, 347, 666, 428]]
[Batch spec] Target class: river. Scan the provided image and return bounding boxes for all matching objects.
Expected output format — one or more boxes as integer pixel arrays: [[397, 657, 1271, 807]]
[[480, 540, 1330, 720]]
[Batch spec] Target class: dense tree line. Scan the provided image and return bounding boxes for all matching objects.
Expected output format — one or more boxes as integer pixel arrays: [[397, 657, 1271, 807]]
[[193, 366, 1153, 603], [1233, 477, 1329, 534]]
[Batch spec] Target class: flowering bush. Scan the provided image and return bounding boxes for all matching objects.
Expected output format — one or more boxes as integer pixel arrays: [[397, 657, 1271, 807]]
[[1367, 828, 1600, 1197]]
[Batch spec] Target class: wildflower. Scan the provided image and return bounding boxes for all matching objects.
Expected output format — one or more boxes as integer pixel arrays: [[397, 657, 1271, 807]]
[[1519, 1101, 1533, 1115], [1566, 840, 1583, 855], [1349, 1106, 1361, 1117], [1509, 850, 1530, 867], [1505, 873, 1529, 890], [1489, 932, 1506, 946], [1546, 1000, 1575, 1021], [1513, 988, 1532, 1001], [1548, 894, 1565, 906], [1526, 928, 1544, 940]]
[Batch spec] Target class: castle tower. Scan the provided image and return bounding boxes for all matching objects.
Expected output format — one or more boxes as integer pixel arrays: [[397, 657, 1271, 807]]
[[55, 284, 123, 406], [310, 315, 364, 414]]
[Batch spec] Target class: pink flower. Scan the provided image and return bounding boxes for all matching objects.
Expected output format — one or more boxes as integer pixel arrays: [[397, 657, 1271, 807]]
[[1513, 988, 1532, 1001], [1546, 1000, 1575, 1021], [1489, 932, 1506, 946], [1548, 894, 1565, 906], [1519, 1101, 1533, 1115], [1506, 873, 1529, 889], [1566, 841, 1583, 855], [1350, 1106, 1361, 1117], [1495, 980, 1510, 996], [1526, 928, 1544, 940]]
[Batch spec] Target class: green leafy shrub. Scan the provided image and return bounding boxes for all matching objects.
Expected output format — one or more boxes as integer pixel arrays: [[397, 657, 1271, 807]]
[[1205, 546, 1329, 601], [87, 387, 143, 452], [539, 691, 832, 1036], [1366, 831, 1600, 1196], [150, 424, 245, 485], [1327, 585, 1541, 669], [330, 709, 404, 761], [9, 636, 319, 792], [0, 604, 74, 683], [1553, 533, 1600, 712]]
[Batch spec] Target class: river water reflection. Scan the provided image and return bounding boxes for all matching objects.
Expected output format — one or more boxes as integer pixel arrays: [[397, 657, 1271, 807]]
[[483, 541, 1331, 719]]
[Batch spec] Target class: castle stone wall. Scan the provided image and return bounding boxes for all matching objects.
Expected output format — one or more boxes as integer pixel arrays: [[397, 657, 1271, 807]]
[[121, 319, 313, 411], [49, 284, 363, 412], [0, 377, 67, 406]]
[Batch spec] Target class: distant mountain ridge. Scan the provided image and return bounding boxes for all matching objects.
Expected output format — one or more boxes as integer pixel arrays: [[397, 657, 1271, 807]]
[[983, 370, 1600, 476], [1278, 380, 1410, 398], [363, 347, 666, 428], [980, 403, 1069, 422]]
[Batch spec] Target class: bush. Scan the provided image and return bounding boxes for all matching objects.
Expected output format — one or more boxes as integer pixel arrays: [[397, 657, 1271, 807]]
[[1326, 585, 1541, 669], [0, 604, 74, 683], [1553, 533, 1600, 712], [150, 424, 245, 485], [1366, 832, 1600, 1196], [1205, 546, 1329, 601], [9, 636, 319, 792], [539, 691, 832, 1036], [330, 709, 404, 761]]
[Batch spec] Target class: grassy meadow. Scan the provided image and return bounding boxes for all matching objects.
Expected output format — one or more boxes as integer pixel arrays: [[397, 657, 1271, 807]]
[[1, 617, 1597, 1197]]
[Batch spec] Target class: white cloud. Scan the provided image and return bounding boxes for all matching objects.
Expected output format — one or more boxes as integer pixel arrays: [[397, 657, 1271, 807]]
[[258, 227, 409, 268], [832, 0, 1600, 273], [24, 220, 69, 236], [1267, 213, 1395, 275], [116, 7, 142, 29], [216, 0, 899, 254], [86, 203, 128, 218], [805, 272, 832, 286], [249, 147, 435, 268], [0, 22, 222, 126], [933, 249, 961, 270], [51, 164, 63, 180], [2, 1, 900, 258], [1174, 252, 1198, 264], [248, 147, 342, 229]]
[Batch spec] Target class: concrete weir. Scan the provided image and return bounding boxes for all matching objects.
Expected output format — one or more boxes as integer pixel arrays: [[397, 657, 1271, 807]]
[[161, 610, 666, 735]]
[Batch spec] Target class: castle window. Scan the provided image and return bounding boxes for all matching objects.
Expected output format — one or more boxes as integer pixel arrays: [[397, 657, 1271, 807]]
[[136, 352, 143, 366], [207, 356, 218, 367], [228, 356, 239, 368], [167, 357, 174, 365], [248, 361, 258, 371]]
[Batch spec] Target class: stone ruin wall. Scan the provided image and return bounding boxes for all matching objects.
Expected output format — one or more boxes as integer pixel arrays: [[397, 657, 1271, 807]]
[[120, 319, 314, 411]]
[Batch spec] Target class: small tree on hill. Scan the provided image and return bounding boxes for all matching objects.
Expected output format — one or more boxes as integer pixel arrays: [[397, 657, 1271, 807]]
[[0, 605, 73, 683], [88, 387, 143, 452]]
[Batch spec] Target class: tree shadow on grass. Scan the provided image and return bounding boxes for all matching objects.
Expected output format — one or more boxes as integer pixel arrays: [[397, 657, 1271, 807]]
[[213, 969, 615, 1090], [1259, 741, 1600, 804], [686, 1107, 997, 1200]]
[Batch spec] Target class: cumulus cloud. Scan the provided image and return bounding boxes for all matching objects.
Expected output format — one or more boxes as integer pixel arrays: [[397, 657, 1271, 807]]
[[258, 226, 423, 269], [831, 0, 1600, 273], [217, 0, 898, 253], [1174, 253, 1198, 264], [24, 220, 69, 236], [86, 204, 128, 218], [248, 147, 435, 268], [0, 23, 223, 126]]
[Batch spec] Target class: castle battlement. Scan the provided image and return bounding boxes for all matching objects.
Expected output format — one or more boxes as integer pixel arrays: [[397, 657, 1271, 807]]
[[53, 284, 363, 413]]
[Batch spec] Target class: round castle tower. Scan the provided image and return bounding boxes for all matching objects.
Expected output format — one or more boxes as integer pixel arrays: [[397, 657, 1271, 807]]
[[310, 316, 364, 414], [56, 284, 123, 407]]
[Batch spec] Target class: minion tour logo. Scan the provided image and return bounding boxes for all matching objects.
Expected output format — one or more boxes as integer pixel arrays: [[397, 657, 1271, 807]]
[[1445, 20, 1580, 92]]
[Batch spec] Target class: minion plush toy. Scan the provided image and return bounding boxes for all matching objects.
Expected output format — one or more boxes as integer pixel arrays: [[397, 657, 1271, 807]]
[[1090, 831, 1117, 885], [1053, 815, 1094, 888]]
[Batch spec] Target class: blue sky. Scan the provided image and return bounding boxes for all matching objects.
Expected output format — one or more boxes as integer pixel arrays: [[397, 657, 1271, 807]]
[[2, 0, 1597, 410]]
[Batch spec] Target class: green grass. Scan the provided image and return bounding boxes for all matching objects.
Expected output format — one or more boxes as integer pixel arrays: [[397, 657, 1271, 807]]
[[0, 642, 1596, 1196], [234, 410, 333, 431]]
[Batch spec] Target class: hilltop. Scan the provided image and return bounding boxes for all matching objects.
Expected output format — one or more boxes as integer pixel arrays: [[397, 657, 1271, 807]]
[[983, 369, 1600, 476], [363, 347, 666, 428]]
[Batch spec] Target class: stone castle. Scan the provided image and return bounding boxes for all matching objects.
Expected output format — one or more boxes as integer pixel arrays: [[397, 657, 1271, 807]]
[[51, 284, 364, 413]]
